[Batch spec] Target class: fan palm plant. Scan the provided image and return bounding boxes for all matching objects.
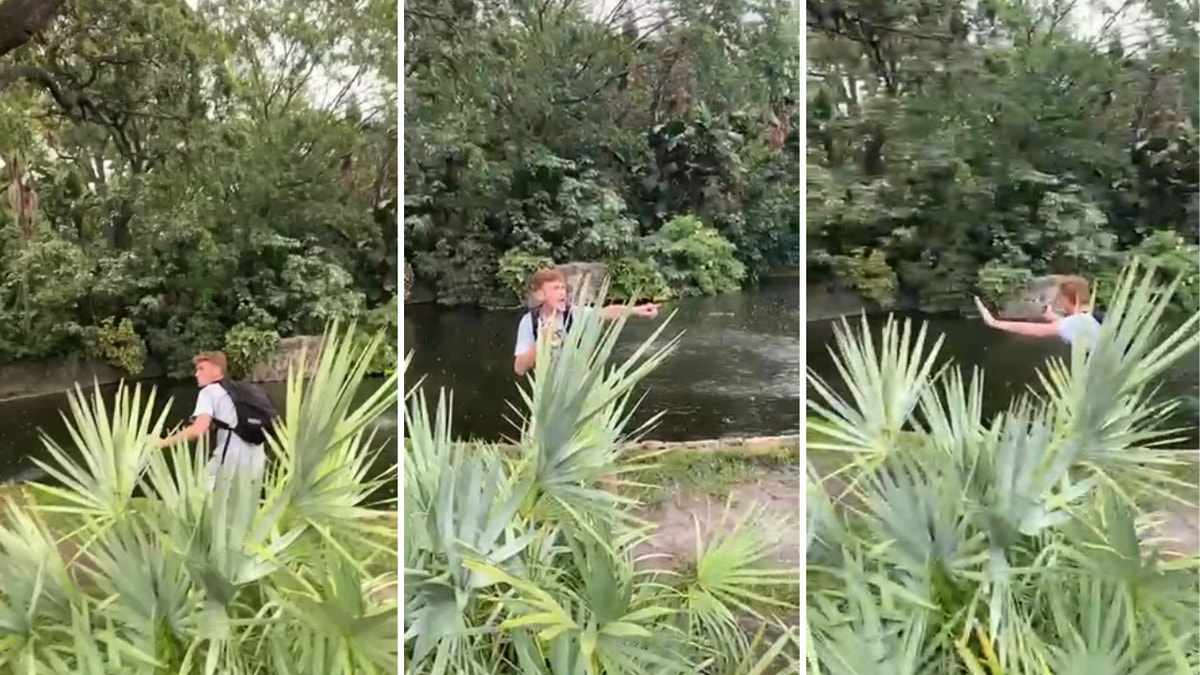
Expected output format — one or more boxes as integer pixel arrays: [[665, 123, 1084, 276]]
[[404, 288, 801, 674], [807, 261, 1200, 673], [0, 321, 399, 674]]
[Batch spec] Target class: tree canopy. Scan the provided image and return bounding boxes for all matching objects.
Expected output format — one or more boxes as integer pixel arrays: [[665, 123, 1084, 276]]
[[807, 0, 1199, 314], [404, 0, 801, 307], [0, 0, 397, 375]]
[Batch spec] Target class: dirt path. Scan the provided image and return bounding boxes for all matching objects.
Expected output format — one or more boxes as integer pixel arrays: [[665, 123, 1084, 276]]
[[637, 465, 803, 569], [651, 451, 1200, 568], [1144, 501, 1200, 558]]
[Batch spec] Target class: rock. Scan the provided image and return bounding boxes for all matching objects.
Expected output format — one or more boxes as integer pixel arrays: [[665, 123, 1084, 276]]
[[527, 261, 609, 307], [999, 275, 1069, 320], [404, 263, 436, 305], [249, 336, 324, 383]]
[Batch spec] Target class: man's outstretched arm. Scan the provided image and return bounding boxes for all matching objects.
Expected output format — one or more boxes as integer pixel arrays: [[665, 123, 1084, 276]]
[[156, 414, 212, 448], [599, 303, 659, 321], [987, 319, 1060, 338], [974, 296, 1059, 338]]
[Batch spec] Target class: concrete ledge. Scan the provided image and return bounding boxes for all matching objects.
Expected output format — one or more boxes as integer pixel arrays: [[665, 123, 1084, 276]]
[[0, 357, 165, 402], [624, 434, 800, 454], [452, 434, 802, 456]]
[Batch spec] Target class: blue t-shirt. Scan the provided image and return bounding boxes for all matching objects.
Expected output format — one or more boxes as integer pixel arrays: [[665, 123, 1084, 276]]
[[1057, 312, 1100, 348]]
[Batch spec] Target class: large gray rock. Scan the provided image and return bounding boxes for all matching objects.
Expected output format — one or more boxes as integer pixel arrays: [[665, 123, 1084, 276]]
[[527, 262, 609, 307], [999, 275, 1069, 320], [249, 336, 324, 383]]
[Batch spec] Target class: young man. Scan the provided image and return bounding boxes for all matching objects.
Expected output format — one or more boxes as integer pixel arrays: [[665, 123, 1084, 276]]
[[973, 275, 1101, 347], [155, 351, 266, 487], [513, 267, 660, 376]]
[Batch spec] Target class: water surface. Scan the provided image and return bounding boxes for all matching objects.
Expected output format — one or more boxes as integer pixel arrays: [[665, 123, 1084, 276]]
[[0, 379, 398, 491], [807, 314, 1199, 447], [404, 280, 804, 441]]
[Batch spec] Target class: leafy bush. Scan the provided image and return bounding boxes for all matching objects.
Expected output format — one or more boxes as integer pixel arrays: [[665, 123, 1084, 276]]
[[354, 299, 399, 375], [0, 323, 399, 673], [651, 215, 746, 297], [84, 317, 147, 375], [975, 261, 1034, 307], [806, 262, 1200, 673], [496, 250, 556, 306], [829, 248, 897, 307], [404, 292, 799, 673], [608, 255, 673, 303], [1093, 231, 1200, 322], [223, 323, 281, 379]]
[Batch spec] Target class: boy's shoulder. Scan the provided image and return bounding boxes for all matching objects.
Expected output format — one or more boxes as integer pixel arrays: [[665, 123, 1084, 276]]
[[199, 382, 229, 398]]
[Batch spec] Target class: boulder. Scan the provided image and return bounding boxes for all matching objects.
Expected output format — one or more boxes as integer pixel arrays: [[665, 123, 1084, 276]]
[[249, 336, 324, 383], [527, 262, 609, 307], [998, 275, 1068, 320]]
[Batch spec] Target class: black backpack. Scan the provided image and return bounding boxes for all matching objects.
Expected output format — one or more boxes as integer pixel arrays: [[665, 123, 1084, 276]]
[[214, 379, 277, 446], [525, 305, 574, 343]]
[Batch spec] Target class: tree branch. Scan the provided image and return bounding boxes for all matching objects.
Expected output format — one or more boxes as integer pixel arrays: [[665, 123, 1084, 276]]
[[0, 0, 69, 59], [0, 63, 85, 114]]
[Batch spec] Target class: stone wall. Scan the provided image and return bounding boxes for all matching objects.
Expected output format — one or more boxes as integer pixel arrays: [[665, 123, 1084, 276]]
[[488, 434, 801, 454], [0, 334, 326, 401], [624, 434, 800, 453], [805, 283, 872, 321], [0, 357, 164, 402], [248, 336, 324, 383], [403, 262, 437, 305]]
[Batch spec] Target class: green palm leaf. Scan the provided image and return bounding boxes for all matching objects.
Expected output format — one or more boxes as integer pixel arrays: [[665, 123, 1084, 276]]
[[30, 381, 169, 523]]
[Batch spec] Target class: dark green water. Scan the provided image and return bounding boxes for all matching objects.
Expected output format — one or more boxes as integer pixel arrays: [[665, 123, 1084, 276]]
[[807, 315, 1200, 447], [404, 280, 804, 441], [2, 287, 1191, 486], [0, 379, 399, 491]]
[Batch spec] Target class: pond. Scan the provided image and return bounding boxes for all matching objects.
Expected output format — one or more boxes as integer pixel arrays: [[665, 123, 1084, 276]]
[[807, 314, 1200, 448], [404, 279, 804, 441], [0, 378, 399, 495]]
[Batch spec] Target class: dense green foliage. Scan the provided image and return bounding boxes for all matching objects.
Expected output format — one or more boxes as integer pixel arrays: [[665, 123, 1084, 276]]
[[807, 264, 1200, 672], [807, 0, 1199, 314], [405, 0, 800, 307], [0, 324, 399, 673], [404, 296, 800, 672], [0, 0, 397, 375]]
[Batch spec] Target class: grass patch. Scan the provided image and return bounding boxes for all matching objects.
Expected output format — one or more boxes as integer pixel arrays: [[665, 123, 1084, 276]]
[[623, 442, 799, 507]]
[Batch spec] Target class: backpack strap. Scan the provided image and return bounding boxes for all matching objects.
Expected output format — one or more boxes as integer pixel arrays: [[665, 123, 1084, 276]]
[[527, 306, 541, 343], [200, 382, 235, 465], [527, 305, 573, 343], [208, 382, 233, 431]]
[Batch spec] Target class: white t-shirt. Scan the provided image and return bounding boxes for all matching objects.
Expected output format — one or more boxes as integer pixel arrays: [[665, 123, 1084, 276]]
[[194, 382, 265, 481], [1057, 312, 1101, 348], [513, 306, 592, 357]]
